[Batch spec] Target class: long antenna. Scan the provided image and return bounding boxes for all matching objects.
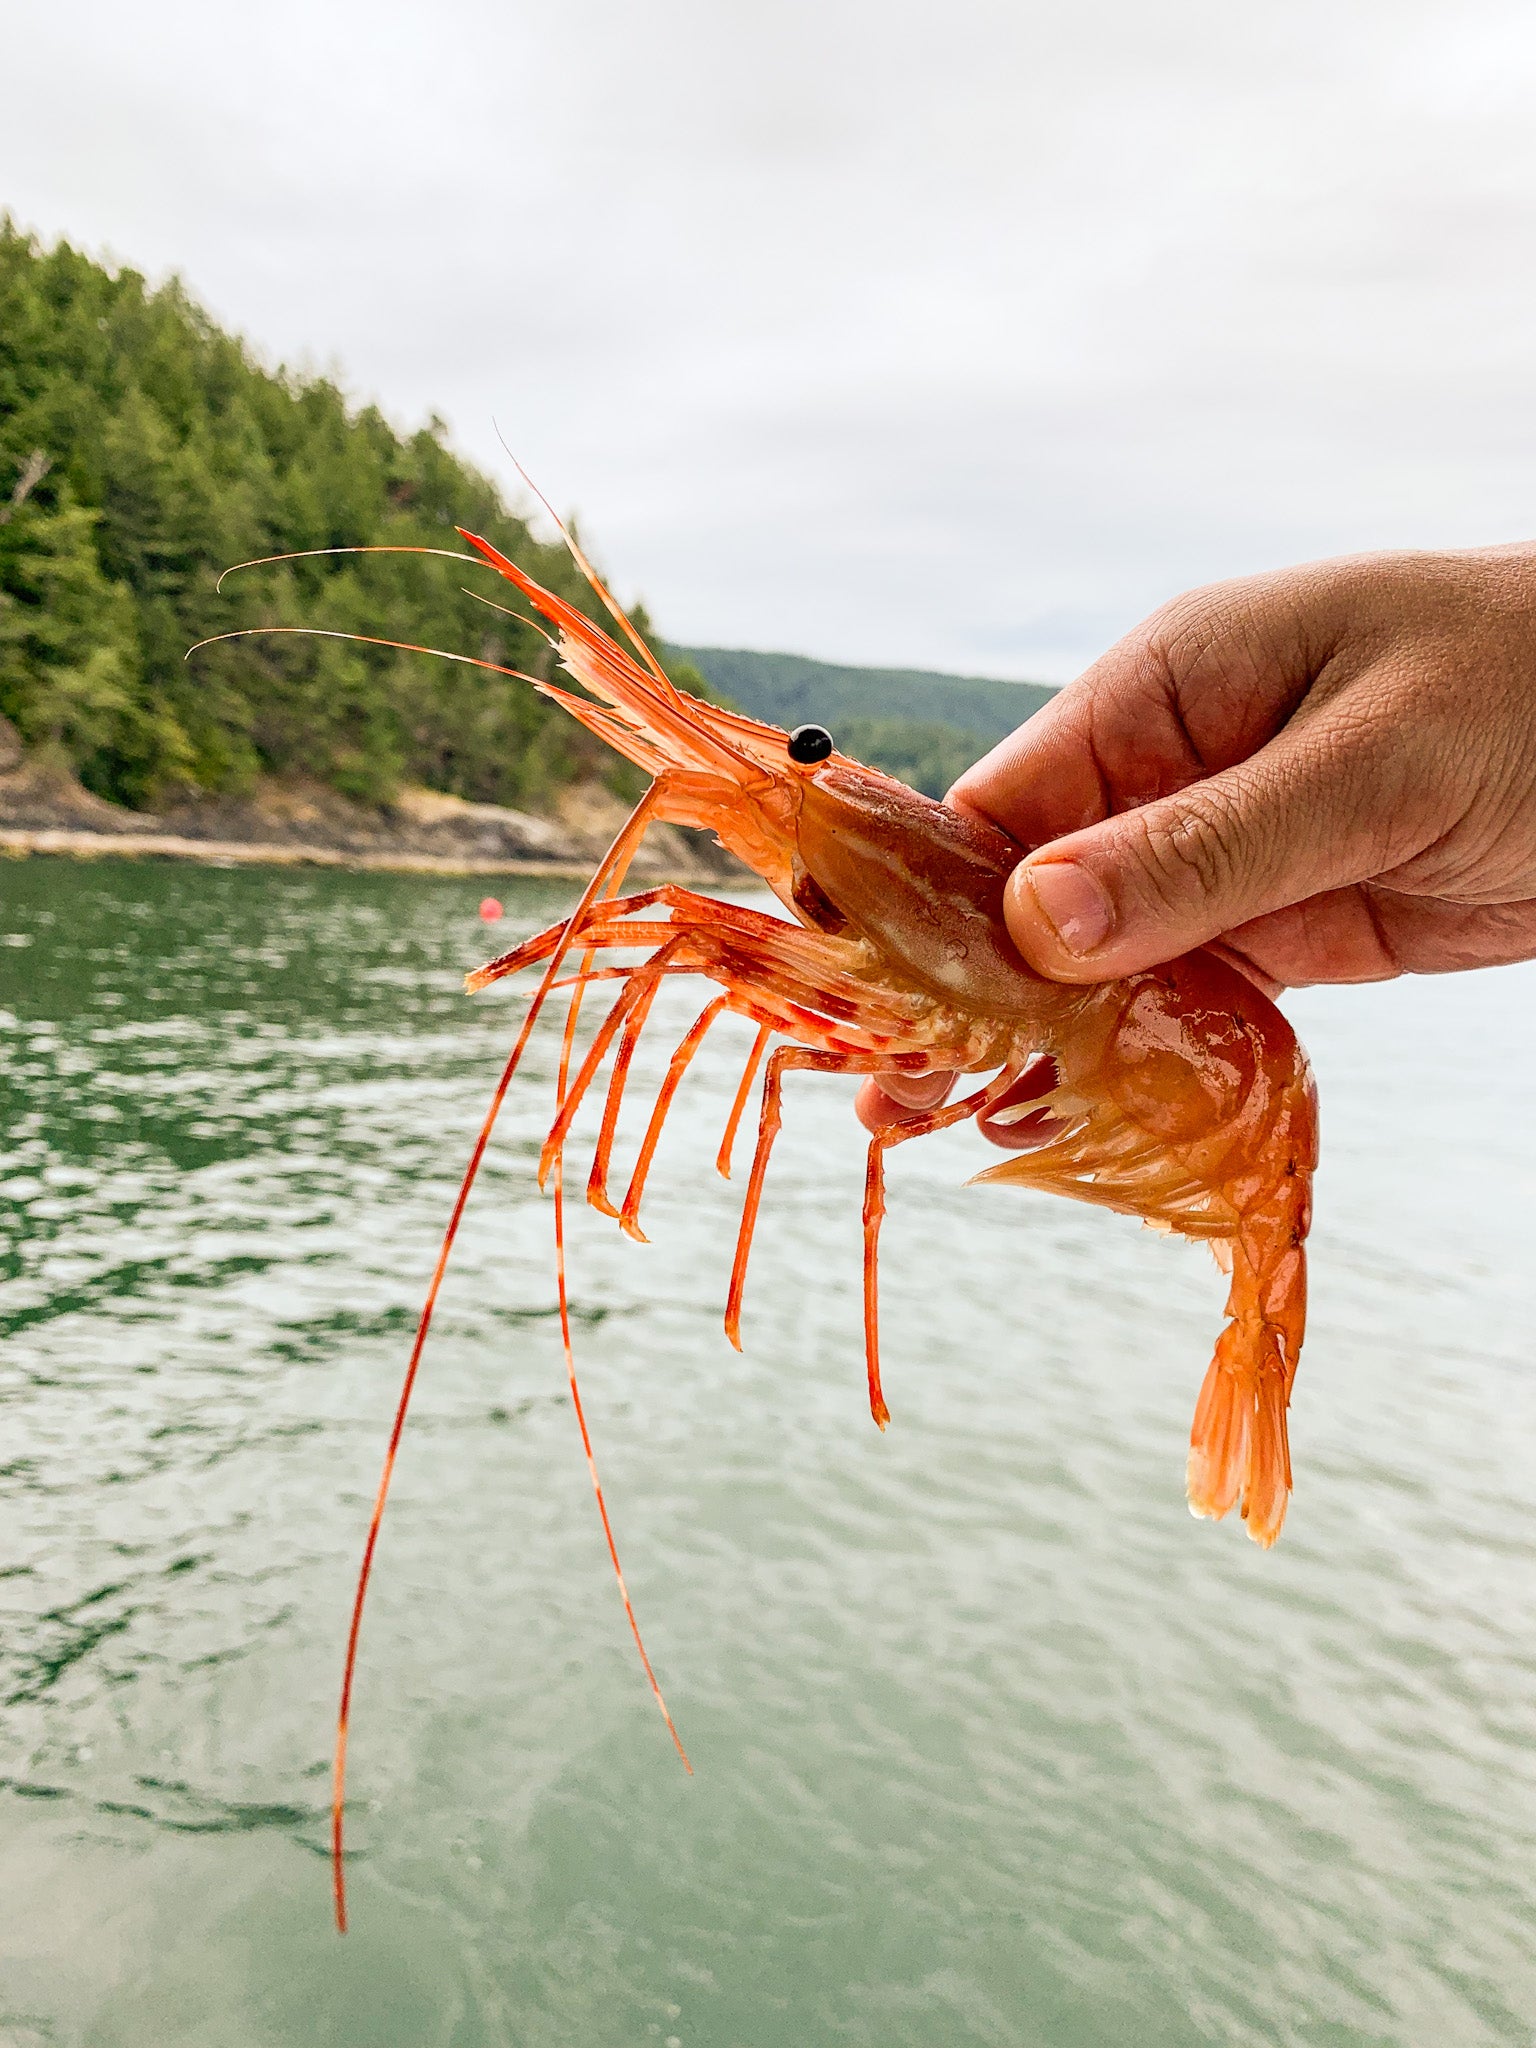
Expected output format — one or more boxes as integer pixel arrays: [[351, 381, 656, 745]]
[[330, 789, 661, 1932]]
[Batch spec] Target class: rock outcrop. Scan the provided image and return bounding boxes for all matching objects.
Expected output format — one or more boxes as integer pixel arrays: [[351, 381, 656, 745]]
[[0, 718, 736, 883]]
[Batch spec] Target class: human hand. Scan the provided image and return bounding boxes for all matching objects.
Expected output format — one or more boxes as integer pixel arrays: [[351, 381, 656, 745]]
[[856, 542, 1536, 1138]]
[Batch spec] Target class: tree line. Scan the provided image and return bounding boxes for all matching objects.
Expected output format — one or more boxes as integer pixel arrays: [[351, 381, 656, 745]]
[[670, 644, 1052, 799], [0, 221, 690, 813]]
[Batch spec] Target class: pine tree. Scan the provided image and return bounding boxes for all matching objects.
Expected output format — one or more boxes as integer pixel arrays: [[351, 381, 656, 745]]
[[0, 218, 656, 812]]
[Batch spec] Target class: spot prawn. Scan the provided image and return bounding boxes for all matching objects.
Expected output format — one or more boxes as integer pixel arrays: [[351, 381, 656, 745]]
[[196, 503, 1318, 1931]]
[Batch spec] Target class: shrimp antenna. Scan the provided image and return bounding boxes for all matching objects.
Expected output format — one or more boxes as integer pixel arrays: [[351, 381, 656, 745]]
[[330, 786, 688, 1935], [213, 544, 483, 594], [186, 625, 542, 690], [491, 426, 681, 699], [461, 586, 552, 642]]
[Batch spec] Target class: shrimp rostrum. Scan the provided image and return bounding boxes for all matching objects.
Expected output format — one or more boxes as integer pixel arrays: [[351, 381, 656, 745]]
[[456, 529, 1317, 1549]]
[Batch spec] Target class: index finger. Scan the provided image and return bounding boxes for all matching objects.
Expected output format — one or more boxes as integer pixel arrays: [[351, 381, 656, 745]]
[[946, 679, 1110, 851], [946, 571, 1325, 852], [855, 1071, 954, 1135]]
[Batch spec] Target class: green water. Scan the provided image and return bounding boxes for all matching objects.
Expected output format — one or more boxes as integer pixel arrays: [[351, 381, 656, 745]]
[[1, 856, 1534, 2047]]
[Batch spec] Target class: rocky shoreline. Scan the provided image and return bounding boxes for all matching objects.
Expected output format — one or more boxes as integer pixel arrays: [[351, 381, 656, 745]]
[[0, 716, 736, 886]]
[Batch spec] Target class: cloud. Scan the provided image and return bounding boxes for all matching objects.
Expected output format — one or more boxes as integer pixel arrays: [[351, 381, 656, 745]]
[[5, 0, 1536, 679]]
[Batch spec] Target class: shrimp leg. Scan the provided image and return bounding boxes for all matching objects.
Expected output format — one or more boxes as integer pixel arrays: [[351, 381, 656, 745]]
[[716, 1023, 772, 1181], [617, 996, 734, 1241], [469, 886, 826, 992], [585, 971, 672, 1219], [538, 937, 690, 1188], [582, 922, 832, 1220], [723, 1046, 899, 1352], [858, 1069, 1023, 1426]]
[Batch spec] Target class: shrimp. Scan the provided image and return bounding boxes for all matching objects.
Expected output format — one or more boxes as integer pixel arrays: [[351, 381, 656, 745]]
[[452, 526, 1316, 1559], [197, 511, 1316, 1930]]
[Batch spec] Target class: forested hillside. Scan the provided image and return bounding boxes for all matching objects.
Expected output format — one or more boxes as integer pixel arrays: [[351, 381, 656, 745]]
[[671, 645, 1053, 796], [0, 222, 681, 813]]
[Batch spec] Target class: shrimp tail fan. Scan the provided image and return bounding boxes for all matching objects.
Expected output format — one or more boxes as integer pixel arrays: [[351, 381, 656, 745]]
[[1187, 1233, 1302, 1548]]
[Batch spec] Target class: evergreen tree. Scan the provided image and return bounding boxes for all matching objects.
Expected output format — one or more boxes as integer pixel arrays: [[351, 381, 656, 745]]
[[0, 220, 647, 812]]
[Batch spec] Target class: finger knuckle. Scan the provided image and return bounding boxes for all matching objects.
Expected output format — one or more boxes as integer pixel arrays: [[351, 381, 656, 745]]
[[1132, 779, 1251, 905], [1147, 584, 1255, 677]]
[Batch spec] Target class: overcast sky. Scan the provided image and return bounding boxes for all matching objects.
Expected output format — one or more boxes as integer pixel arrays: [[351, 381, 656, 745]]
[[7, 0, 1536, 681]]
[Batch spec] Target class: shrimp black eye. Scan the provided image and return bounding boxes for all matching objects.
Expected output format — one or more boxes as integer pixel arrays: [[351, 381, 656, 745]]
[[787, 724, 834, 764]]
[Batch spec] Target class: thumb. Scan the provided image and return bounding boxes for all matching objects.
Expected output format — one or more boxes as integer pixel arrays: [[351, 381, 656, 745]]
[[1002, 729, 1398, 980]]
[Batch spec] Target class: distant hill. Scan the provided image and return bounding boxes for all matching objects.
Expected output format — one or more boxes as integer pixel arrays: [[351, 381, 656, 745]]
[[667, 645, 1056, 797], [670, 645, 1054, 742]]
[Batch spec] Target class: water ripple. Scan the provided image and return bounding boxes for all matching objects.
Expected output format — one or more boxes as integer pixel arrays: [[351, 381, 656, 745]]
[[0, 862, 1534, 2045]]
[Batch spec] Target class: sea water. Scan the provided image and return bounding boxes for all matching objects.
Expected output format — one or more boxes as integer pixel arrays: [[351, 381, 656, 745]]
[[0, 857, 1533, 2047]]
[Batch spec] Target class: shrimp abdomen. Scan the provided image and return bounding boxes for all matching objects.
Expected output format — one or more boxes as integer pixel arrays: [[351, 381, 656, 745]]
[[977, 954, 1316, 1544]]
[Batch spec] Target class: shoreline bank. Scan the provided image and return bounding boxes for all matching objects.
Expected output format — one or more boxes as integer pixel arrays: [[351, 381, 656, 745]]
[[0, 732, 735, 886], [0, 825, 604, 880]]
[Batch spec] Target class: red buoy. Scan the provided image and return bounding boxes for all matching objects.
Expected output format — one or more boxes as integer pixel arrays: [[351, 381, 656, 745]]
[[479, 897, 504, 922]]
